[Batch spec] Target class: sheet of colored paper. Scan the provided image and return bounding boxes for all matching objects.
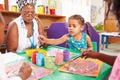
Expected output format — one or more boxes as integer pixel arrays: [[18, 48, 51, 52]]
[[6, 62, 53, 80], [59, 58, 102, 77]]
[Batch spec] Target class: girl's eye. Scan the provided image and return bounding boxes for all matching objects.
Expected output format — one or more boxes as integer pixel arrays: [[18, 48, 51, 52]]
[[68, 25, 71, 28], [68, 25, 77, 28], [73, 25, 77, 28]]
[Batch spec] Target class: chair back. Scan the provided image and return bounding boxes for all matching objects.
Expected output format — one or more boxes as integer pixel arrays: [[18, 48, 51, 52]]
[[92, 42, 97, 52], [47, 22, 68, 47]]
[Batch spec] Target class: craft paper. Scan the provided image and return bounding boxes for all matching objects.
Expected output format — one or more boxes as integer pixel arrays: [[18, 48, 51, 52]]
[[59, 58, 102, 77]]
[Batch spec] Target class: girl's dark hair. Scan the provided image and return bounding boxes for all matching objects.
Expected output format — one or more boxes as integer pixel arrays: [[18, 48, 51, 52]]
[[68, 14, 90, 36], [69, 14, 85, 26], [85, 22, 90, 36], [112, 0, 120, 24]]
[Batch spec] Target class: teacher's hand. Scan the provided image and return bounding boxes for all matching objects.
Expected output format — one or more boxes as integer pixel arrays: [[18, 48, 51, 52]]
[[18, 62, 32, 80], [81, 50, 99, 59]]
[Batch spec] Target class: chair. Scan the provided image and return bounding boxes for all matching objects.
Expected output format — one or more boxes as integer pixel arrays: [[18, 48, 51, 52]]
[[92, 42, 97, 52], [47, 22, 69, 47], [82, 22, 100, 52]]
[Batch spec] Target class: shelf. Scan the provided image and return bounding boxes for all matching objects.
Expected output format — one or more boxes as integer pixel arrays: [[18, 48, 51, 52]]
[[1, 10, 66, 36], [0, 10, 66, 27], [0, 10, 20, 15], [0, 10, 65, 19]]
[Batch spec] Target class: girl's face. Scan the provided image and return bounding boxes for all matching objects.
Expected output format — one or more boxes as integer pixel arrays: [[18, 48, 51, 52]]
[[68, 19, 84, 36], [21, 5, 35, 23]]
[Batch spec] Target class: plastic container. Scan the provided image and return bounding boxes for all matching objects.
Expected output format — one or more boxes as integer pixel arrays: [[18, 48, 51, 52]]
[[49, 0, 56, 15], [44, 56, 57, 70], [63, 50, 70, 62], [36, 53, 44, 66], [11, 5, 17, 12], [37, 5, 44, 14], [32, 51, 38, 64], [55, 51, 63, 65]]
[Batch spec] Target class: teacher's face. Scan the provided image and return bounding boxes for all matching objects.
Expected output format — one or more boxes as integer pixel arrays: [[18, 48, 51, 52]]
[[21, 4, 35, 23]]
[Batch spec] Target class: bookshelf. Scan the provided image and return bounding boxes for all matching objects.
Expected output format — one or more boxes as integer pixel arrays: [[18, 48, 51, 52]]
[[0, 10, 66, 27], [0, 10, 66, 36]]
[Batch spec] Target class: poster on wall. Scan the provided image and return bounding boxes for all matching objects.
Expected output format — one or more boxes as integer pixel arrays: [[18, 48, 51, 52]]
[[91, 5, 97, 23], [86, 0, 89, 6]]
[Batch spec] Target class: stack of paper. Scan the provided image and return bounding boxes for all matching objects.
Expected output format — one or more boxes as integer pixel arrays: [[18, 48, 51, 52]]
[[0, 52, 25, 65]]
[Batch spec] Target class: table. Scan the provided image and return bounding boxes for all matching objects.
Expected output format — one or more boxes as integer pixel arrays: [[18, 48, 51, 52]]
[[101, 32, 120, 49], [18, 46, 112, 80]]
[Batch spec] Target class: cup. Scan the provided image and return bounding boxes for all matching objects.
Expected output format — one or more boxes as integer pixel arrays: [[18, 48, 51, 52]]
[[36, 53, 44, 66], [32, 51, 38, 64], [37, 5, 44, 14], [63, 50, 70, 62], [49, 8, 55, 15], [44, 56, 57, 70], [11, 5, 17, 12], [55, 51, 63, 65]]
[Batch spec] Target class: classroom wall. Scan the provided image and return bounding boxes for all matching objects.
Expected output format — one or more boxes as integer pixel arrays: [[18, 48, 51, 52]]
[[0, 0, 4, 4], [55, 0, 104, 26], [56, 0, 91, 23], [8, 0, 17, 11]]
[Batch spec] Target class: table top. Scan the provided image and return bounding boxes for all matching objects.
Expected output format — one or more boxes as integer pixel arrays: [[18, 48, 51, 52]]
[[101, 32, 120, 37], [18, 46, 112, 80]]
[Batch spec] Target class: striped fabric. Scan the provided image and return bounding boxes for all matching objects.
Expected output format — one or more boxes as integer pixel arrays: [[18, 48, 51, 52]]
[[16, 0, 37, 11]]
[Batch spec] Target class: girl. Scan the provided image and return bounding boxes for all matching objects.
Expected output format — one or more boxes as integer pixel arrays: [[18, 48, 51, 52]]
[[40, 14, 93, 52]]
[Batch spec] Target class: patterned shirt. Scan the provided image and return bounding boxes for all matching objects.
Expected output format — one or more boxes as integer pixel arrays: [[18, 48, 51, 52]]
[[67, 33, 87, 50]]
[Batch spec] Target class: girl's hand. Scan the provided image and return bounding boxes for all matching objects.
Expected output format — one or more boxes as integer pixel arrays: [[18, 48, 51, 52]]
[[80, 49, 86, 53], [39, 35, 48, 44]]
